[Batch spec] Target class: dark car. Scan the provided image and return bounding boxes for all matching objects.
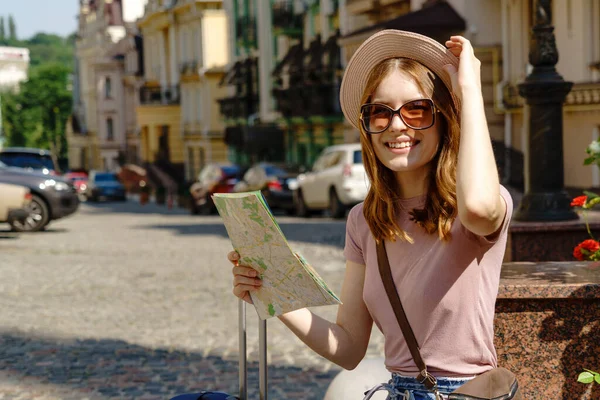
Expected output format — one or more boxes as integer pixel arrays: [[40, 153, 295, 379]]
[[0, 161, 79, 232], [0, 147, 60, 175], [233, 162, 300, 213], [189, 163, 246, 215], [84, 171, 127, 202]]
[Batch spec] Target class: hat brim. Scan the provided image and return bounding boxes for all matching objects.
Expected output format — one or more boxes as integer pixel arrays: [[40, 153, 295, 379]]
[[340, 29, 460, 131]]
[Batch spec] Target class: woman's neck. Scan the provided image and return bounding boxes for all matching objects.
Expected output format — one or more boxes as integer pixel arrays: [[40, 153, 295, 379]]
[[394, 167, 430, 198]]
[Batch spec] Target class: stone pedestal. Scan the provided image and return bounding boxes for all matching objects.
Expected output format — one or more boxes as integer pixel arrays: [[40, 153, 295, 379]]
[[508, 213, 600, 261], [495, 262, 600, 399]]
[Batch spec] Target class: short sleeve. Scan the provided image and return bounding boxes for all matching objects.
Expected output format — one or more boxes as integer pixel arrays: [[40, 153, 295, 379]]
[[344, 205, 365, 264], [465, 185, 514, 244]]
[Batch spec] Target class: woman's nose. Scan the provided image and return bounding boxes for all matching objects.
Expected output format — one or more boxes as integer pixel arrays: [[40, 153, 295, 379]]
[[389, 113, 408, 132]]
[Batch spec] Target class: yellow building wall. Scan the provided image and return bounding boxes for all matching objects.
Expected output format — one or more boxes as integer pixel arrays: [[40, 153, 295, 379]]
[[137, 105, 184, 163], [563, 110, 599, 188], [210, 139, 229, 162]]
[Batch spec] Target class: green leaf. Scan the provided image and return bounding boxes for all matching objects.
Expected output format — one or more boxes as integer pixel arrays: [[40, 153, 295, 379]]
[[595, 373, 600, 385], [584, 157, 595, 165], [578, 371, 595, 384], [583, 191, 600, 199]]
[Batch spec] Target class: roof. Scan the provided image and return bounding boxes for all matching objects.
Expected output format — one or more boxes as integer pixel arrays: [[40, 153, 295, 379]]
[[0, 147, 52, 155], [341, 1, 466, 44]]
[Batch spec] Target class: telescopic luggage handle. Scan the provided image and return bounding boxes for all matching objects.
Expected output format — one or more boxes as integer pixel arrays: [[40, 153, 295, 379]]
[[239, 300, 268, 400]]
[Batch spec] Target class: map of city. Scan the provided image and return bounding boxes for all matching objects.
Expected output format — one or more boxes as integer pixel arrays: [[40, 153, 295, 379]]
[[213, 191, 341, 320]]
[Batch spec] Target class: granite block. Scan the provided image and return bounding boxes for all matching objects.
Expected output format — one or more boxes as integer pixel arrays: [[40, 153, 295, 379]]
[[496, 262, 600, 399]]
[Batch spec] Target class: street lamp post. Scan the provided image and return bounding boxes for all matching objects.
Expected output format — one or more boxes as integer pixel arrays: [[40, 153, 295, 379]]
[[514, 0, 578, 221]]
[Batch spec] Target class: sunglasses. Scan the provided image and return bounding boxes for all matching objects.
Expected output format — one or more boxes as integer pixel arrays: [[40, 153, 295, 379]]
[[360, 99, 438, 134]]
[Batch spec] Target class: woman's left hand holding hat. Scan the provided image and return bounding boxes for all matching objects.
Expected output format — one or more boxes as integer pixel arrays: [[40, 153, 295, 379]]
[[442, 36, 482, 101]]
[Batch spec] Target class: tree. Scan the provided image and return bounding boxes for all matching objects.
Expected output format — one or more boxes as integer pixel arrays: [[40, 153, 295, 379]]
[[3, 64, 72, 163], [8, 15, 16, 41], [0, 17, 5, 42]]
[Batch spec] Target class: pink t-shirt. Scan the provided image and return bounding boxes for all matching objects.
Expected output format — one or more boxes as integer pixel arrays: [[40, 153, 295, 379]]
[[343, 186, 513, 377]]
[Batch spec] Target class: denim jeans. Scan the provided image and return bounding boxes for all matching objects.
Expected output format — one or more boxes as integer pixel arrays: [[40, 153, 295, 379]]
[[363, 373, 473, 400]]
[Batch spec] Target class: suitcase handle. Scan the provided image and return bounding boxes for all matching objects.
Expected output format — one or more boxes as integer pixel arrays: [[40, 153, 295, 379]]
[[239, 300, 268, 400]]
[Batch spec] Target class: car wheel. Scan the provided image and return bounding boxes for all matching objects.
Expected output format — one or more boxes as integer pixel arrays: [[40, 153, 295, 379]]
[[9, 194, 50, 232], [329, 188, 346, 219], [294, 190, 311, 218]]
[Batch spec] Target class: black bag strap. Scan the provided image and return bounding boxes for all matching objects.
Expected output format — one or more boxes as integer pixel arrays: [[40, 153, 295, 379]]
[[376, 241, 438, 391]]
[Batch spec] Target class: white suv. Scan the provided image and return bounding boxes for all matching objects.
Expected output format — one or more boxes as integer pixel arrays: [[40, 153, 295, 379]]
[[294, 143, 370, 218]]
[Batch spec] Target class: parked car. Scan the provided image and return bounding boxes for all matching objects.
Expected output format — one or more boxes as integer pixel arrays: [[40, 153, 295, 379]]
[[0, 182, 32, 228], [0, 147, 60, 175], [64, 171, 89, 195], [0, 161, 79, 231], [84, 171, 127, 202], [294, 144, 369, 218], [233, 162, 300, 213], [189, 163, 246, 215]]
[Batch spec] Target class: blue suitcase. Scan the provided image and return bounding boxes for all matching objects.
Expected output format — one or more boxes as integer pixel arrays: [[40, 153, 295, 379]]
[[170, 300, 268, 400]]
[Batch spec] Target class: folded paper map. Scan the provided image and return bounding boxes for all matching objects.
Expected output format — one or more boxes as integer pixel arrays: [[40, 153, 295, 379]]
[[212, 191, 341, 320]]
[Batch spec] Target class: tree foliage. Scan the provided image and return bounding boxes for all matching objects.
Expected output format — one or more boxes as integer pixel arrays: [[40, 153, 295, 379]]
[[0, 24, 75, 163], [8, 15, 16, 40], [1, 64, 72, 160]]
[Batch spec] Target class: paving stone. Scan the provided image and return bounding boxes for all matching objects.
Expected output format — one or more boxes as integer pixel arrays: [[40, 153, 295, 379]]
[[0, 201, 385, 399]]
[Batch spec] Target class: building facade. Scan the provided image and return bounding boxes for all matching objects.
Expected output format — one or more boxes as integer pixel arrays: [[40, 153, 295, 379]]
[[220, 0, 345, 168], [137, 0, 230, 184], [68, 0, 148, 172], [0, 46, 29, 92], [341, 0, 600, 191]]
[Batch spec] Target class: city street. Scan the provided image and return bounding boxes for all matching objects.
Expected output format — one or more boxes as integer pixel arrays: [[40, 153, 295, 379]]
[[0, 200, 384, 400]]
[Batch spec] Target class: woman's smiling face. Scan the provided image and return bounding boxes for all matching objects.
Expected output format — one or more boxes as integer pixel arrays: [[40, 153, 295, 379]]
[[368, 69, 442, 175]]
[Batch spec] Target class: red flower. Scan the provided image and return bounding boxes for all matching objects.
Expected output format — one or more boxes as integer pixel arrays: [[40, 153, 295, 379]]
[[571, 196, 588, 207], [573, 239, 600, 261]]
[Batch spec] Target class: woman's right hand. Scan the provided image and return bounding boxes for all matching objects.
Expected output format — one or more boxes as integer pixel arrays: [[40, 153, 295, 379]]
[[228, 251, 262, 304]]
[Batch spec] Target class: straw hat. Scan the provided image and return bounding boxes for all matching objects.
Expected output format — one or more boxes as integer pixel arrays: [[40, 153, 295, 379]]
[[339, 29, 460, 131]]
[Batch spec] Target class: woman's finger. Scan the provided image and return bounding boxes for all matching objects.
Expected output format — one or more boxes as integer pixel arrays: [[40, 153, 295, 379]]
[[232, 265, 258, 277], [227, 251, 240, 264], [233, 274, 262, 287], [233, 284, 258, 301]]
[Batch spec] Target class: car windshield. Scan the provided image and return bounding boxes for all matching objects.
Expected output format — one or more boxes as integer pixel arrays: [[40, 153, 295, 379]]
[[353, 151, 363, 164], [264, 164, 298, 176], [94, 173, 119, 182], [0, 153, 56, 170]]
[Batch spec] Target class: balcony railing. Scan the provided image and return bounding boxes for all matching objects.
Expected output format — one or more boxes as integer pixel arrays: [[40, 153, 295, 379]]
[[272, 0, 303, 35], [274, 83, 341, 118], [179, 60, 199, 75], [217, 95, 259, 120], [140, 85, 180, 105], [503, 81, 600, 110]]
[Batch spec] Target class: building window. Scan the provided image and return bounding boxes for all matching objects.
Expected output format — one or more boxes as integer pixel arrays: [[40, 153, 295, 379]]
[[105, 77, 112, 98], [107, 117, 114, 141]]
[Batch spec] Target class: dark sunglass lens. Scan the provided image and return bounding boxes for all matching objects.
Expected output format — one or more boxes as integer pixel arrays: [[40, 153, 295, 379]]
[[401, 100, 434, 129], [362, 105, 391, 133]]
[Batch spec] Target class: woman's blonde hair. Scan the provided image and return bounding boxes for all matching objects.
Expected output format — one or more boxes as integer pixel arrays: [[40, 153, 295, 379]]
[[359, 58, 461, 243]]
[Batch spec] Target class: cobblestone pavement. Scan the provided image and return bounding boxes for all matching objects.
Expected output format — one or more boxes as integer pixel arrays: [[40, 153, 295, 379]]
[[0, 200, 384, 399]]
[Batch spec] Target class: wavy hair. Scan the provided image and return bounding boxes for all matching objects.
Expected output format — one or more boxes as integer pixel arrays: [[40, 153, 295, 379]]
[[359, 58, 461, 243]]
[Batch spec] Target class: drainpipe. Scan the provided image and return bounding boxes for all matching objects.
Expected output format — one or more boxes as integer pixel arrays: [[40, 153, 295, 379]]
[[501, 0, 512, 185]]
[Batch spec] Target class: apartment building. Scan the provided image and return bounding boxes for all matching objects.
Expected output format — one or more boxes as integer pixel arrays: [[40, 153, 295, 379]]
[[220, 0, 345, 168], [340, 0, 600, 191], [137, 0, 229, 183], [68, 0, 147, 172]]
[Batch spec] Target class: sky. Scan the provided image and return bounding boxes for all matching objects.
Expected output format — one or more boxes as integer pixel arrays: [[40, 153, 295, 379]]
[[1, 1, 78, 40]]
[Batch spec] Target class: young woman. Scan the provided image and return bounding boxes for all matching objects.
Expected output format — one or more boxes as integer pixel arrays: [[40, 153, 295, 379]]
[[228, 30, 512, 400]]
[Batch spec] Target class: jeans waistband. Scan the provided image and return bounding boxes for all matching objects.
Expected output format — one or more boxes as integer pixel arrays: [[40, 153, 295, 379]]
[[391, 373, 474, 393]]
